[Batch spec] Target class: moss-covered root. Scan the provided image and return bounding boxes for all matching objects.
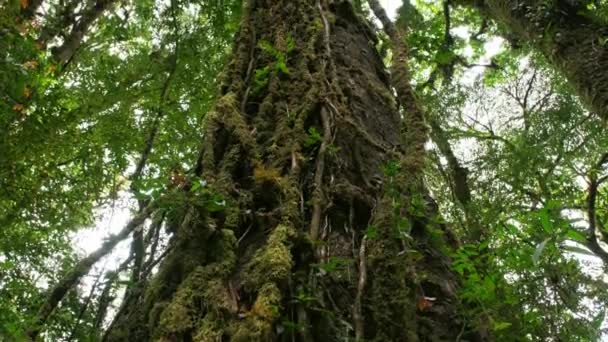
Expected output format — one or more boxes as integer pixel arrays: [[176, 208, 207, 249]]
[[229, 224, 296, 341], [151, 229, 237, 340], [147, 224, 295, 342]]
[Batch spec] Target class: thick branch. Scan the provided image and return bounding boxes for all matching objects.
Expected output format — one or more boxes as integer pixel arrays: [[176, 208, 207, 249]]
[[368, 0, 428, 177], [456, 0, 608, 118], [429, 117, 471, 206], [52, 0, 118, 66]]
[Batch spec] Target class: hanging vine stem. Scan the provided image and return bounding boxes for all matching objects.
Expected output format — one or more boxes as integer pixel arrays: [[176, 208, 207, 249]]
[[94, 255, 134, 331], [240, 26, 257, 114], [309, 0, 336, 242], [353, 236, 368, 341], [66, 267, 105, 341], [310, 105, 332, 241]]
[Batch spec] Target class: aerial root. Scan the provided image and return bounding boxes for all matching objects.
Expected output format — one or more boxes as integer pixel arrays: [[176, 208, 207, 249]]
[[353, 236, 368, 342]]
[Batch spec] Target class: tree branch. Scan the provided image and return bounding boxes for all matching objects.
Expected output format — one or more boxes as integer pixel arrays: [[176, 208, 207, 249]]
[[52, 0, 118, 67], [26, 202, 157, 340]]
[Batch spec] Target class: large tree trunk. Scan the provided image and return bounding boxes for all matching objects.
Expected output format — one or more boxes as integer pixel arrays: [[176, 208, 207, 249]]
[[458, 0, 608, 118], [106, 1, 483, 341]]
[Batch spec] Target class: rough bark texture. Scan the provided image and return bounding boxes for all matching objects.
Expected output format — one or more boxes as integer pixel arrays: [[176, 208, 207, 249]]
[[458, 0, 608, 118], [105, 1, 482, 341]]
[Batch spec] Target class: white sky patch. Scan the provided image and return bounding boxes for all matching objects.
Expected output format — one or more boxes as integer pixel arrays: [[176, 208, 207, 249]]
[[461, 37, 505, 85], [380, 0, 401, 19], [73, 193, 134, 257], [72, 192, 135, 292]]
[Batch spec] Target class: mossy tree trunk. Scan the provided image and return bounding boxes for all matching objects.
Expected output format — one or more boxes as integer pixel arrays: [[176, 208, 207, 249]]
[[458, 0, 608, 118], [106, 1, 485, 341]]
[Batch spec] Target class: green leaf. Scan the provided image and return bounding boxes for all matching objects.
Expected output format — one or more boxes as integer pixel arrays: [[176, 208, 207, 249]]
[[258, 39, 277, 56], [539, 209, 552, 232], [365, 225, 378, 239], [562, 244, 597, 257], [304, 127, 322, 147], [565, 229, 587, 243], [492, 321, 512, 331], [532, 238, 550, 265], [383, 160, 400, 177], [592, 310, 605, 330], [286, 35, 296, 52], [435, 50, 455, 65], [275, 60, 290, 75]]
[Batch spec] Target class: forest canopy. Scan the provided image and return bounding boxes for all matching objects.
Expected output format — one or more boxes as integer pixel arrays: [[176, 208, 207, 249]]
[[1, 0, 608, 341]]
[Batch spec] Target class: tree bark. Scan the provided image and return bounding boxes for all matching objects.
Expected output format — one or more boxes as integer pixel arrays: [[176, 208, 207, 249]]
[[105, 1, 485, 341], [457, 0, 608, 118]]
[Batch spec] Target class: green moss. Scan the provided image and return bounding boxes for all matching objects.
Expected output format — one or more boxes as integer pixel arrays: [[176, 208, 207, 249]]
[[250, 283, 281, 320], [231, 283, 281, 342], [366, 245, 419, 341], [193, 313, 225, 342], [155, 230, 237, 337], [243, 224, 295, 290], [159, 301, 193, 334], [253, 164, 283, 185], [202, 92, 259, 170], [226, 225, 295, 341]]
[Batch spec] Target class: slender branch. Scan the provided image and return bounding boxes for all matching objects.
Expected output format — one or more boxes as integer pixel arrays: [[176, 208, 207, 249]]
[[26, 202, 157, 340], [126, 3, 180, 289], [94, 256, 134, 331], [584, 153, 608, 264], [66, 269, 105, 341], [443, 0, 453, 46], [141, 244, 173, 278], [471, 19, 488, 41], [140, 212, 166, 275]]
